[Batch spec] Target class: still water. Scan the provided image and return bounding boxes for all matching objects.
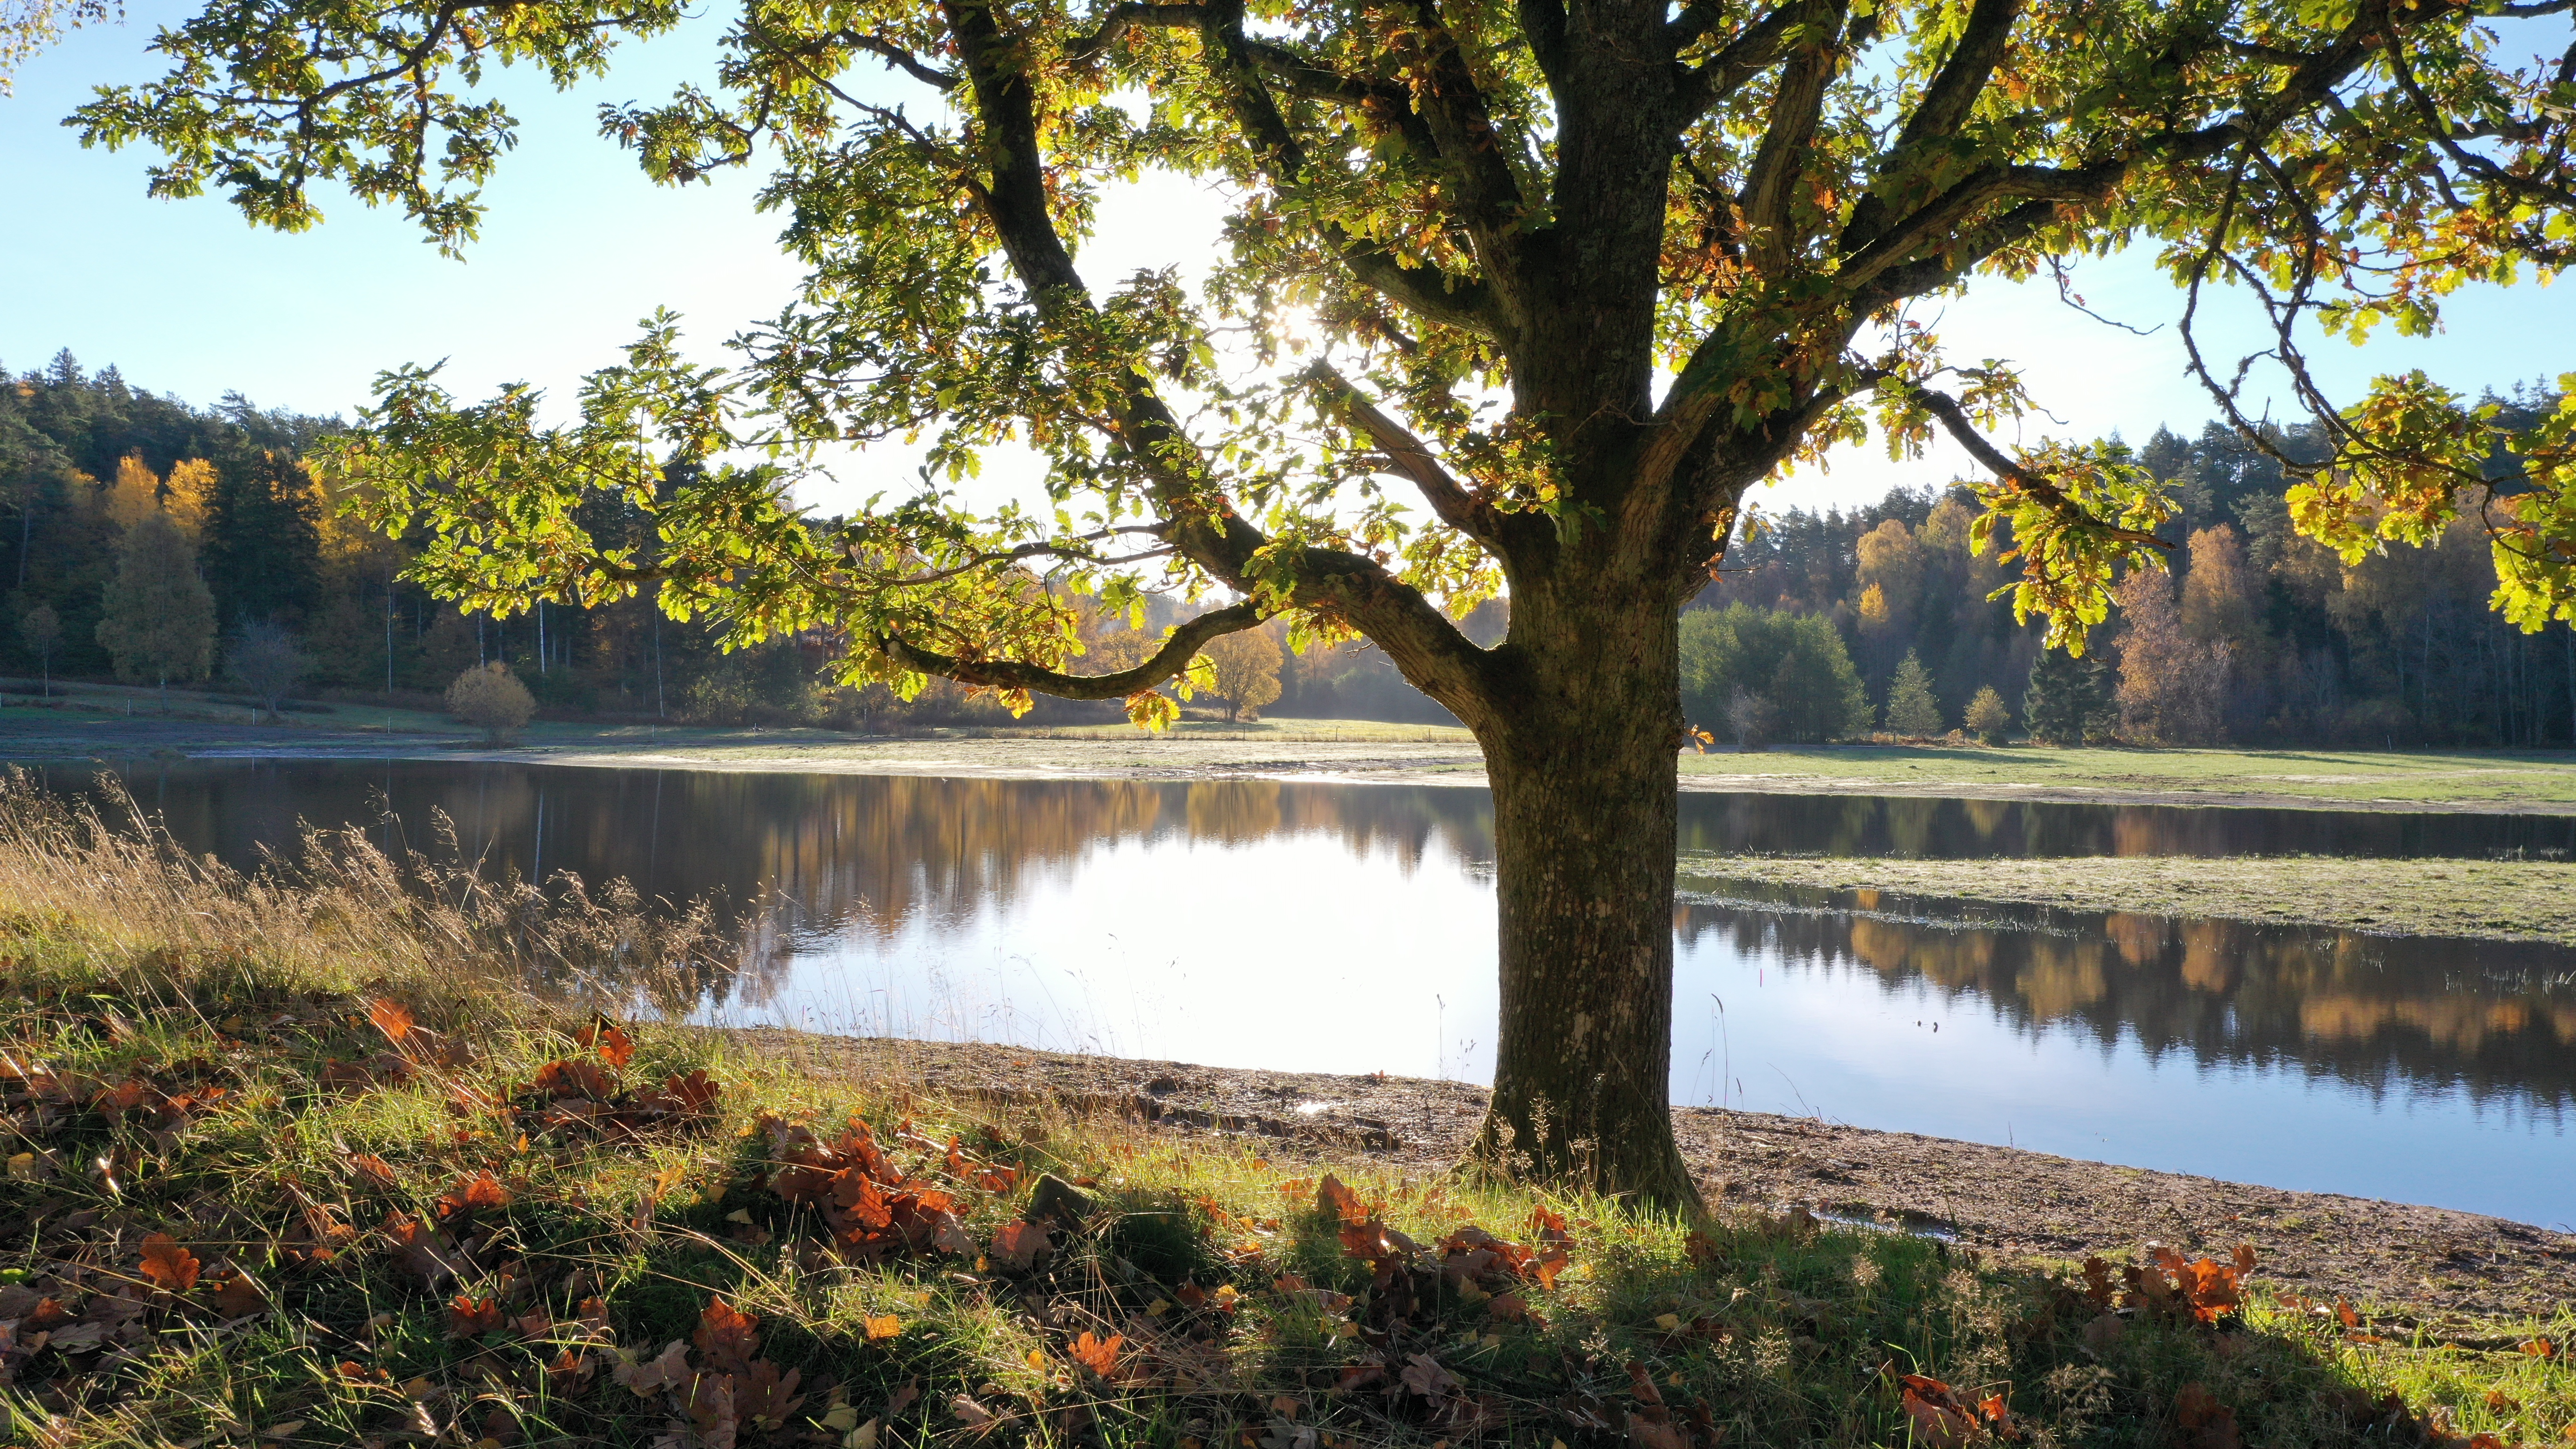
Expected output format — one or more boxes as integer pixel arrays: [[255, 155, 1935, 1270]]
[[51, 759, 2576, 1227]]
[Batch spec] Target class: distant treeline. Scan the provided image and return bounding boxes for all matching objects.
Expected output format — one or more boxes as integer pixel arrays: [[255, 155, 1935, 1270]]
[[1697, 407, 2576, 748], [0, 354, 1475, 727], [5, 352, 2568, 742]]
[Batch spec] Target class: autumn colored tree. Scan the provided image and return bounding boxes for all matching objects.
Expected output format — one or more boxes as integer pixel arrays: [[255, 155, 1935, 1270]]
[[447, 662, 537, 745], [1201, 628, 1283, 722], [2115, 570, 2229, 745], [78, 0, 2576, 1201], [95, 513, 216, 708], [1883, 651, 1944, 737], [1963, 685, 2012, 745]]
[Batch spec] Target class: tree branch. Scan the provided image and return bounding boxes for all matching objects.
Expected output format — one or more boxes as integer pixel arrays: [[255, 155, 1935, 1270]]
[[1908, 385, 2174, 550], [1671, 1, 1807, 119], [881, 601, 1267, 699], [1736, 0, 1847, 270], [1303, 363, 1513, 547]]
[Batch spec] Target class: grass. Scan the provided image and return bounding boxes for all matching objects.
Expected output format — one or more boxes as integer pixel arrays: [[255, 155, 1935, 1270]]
[[1681, 853, 2576, 947], [0, 776, 2570, 1447], [1678, 744, 2576, 810]]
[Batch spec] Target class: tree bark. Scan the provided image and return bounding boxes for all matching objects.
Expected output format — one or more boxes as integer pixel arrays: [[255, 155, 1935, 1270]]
[[1463, 583, 1698, 1210]]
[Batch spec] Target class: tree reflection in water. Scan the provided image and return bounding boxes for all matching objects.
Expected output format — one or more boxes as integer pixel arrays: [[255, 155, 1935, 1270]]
[[1677, 884, 2576, 1118]]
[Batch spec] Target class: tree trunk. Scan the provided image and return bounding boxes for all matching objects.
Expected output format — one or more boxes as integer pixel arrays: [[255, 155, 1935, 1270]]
[[1465, 586, 1698, 1210]]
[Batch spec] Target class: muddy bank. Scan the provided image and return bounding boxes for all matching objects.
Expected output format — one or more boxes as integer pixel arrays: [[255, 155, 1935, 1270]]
[[728, 1029, 2575, 1322]]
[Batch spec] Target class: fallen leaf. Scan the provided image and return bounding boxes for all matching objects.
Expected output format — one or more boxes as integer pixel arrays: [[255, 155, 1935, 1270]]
[[434, 1170, 512, 1221], [349, 1153, 399, 1190], [863, 1315, 902, 1343], [1316, 1174, 1368, 1225], [990, 1220, 1048, 1272], [208, 1272, 267, 1318], [577, 1018, 637, 1068], [369, 998, 415, 1044], [139, 1233, 201, 1292], [693, 1295, 762, 1375], [1070, 1331, 1124, 1377], [448, 1295, 505, 1337]]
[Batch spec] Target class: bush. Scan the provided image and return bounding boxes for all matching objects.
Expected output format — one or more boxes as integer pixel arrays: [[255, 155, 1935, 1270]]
[[1680, 604, 1870, 743], [1964, 685, 2013, 744], [446, 662, 537, 744]]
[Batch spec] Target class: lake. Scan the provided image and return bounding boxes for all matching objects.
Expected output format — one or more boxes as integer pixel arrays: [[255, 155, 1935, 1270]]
[[43, 758, 2576, 1227]]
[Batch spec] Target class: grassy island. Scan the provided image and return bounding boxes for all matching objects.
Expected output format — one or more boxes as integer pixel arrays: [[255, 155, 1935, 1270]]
[[1682, 854, 2576, 948]]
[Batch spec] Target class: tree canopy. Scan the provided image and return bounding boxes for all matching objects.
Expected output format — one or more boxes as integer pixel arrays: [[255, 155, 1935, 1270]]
[[70, 0, 2576, 1200]]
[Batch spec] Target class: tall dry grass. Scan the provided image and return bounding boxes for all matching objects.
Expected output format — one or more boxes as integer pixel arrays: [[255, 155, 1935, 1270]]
[[0, 766, 735, 1017]]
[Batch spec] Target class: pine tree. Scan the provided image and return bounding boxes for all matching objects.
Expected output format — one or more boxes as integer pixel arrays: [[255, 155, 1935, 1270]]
[[96, 513, 216, 708], [2023, 649, 2116, 746], [1883, 650, 1945, 737]]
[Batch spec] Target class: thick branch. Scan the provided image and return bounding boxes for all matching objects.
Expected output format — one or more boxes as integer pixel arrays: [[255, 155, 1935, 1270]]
[[1671, 2, 1806, 118], [1304, 363, 1512, 547], [1736, 0, 1846, 270], [882, 601, 1266, 699]]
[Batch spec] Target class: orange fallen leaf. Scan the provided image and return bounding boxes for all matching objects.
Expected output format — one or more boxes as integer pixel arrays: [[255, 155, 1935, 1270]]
[[863, 1315, 902, 1342], [577, 1018, 636, 1068], [1069, 1331, 1124, 1376], [448, 1294, 505, 1337], [434, 1170, 512, 1221], [139, 1232, 201, 1292], [368, 998, 414, 1044]]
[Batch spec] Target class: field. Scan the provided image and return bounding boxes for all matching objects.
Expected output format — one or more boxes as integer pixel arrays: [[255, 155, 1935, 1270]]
[[1681, 853, 2576, 946], [1677, 744, 2576, 812], [0, 778, 2568, 1446], [12, 684, 2576, 817]]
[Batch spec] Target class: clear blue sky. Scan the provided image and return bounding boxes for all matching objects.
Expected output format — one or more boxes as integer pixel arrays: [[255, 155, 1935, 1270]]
[[8, 5, 2576, 517]]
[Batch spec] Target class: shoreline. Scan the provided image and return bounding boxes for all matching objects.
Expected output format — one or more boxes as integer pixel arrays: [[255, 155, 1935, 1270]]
[[12, 724, 2576, 816], [736, 1030, 2576, 1320]]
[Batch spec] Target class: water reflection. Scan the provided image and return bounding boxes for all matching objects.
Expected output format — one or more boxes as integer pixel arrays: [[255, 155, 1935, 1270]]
[[1674, 791, 2576, 859], [38, 760, 2576, 1224], [1676, 884, 2576, 1116]]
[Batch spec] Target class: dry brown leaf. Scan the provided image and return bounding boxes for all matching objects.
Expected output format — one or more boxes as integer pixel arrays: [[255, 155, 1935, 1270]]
[[138, 1232, 201, 1292]]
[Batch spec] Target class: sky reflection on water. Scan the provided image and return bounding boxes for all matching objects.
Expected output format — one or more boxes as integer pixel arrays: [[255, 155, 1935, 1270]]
[[51, 759, 2576, 1226]]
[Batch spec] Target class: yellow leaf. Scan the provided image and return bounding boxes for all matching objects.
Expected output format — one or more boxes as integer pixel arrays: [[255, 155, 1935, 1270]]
[[1027, 1348, 1046, 1369], [1653, 1313, 1681, 1331]]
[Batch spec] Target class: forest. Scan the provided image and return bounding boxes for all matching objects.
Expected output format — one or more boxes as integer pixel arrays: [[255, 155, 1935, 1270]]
[[4, 350, 2570, 747]]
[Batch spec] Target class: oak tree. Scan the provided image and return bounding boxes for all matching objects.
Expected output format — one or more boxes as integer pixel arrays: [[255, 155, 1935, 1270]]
[[1201, 627, 1284, 720], [77, 0, 2576, 1201]]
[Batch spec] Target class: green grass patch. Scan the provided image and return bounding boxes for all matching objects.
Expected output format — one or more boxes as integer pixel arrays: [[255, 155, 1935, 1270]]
[[1679, 745, 2576, 810], [1682, 853, 2576, 946]]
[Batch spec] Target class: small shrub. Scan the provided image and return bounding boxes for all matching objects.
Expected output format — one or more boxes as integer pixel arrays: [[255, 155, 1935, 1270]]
[[1965, 685, 2013, 745], [446, 662, 536, 744]]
